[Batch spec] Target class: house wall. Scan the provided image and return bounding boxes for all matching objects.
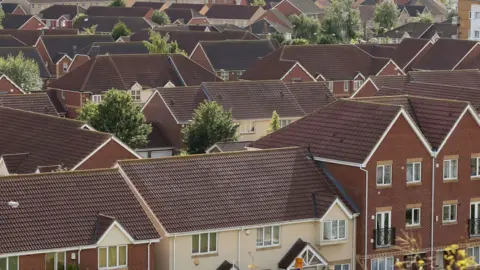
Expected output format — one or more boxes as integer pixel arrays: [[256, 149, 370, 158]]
[[236, 118, 298, 141], [377, 62, 404, 76], [163, 204, 355, 270], [189, 45, 215, 72], [397, 10, 410, 26], [76, 139, 138, 170], [50, 89, 88, 118], [281, 64, 315, 83], [459, 0, 473, 39], [34, 38, 55, 76], [455, 43, 480, 68], [352, 80, 377, 98], [20, 17, 46, 30], [207, 18, 249, 27], [69, 55, 90, 72], [0, 76, 23, 94], [12, 6, 27, 15], [404, 42, 433, 71], [56, 57, 72, 78]]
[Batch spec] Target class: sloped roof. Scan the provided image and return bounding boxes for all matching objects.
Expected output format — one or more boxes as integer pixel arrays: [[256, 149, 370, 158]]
[[168, 3, 207, 11], [142, 121, 174, 149], [75, 16, 153, 33], [0, 93, 59, 116], [118, 147, 346, 233], [408, 69, 480, 88], [381, 22, 433, 38], [409, 0, 447, 16], [86, 6, 152, 17], [398, 5, 427, 16], [164, 8, 205, 24], [0, 106, 114, 173], [370, 75, 410, 89], [0, 169, 160, 253], [1, 3, 21, 14], [248, 18, 293, 35], [39, 4, 84, 20], [250, 99, 402, 164], [412, 39, 477, 70], [3, 15, 40, 29], [204, 4, 262, 20], [48, 54, 221, 93], [0, 29, 78, 45], [156, 86, 207, 123], [198, 39, 276, 70], [0, 47, 51, 78], [207, 141, 252, 153], [132, 1, 164, 9], [286, 0, 323, 14], [355, 44, 397, 58], [82, 41, 149, 56], [40, 34, 114, 59], [0, 34, 26, 47], [391, 38, 431, 69]]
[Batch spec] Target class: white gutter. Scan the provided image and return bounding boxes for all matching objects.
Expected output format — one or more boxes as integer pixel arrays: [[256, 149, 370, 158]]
[[352, 216, 357, 270], [360, 166, 368, 270], [430, 152, 436, 269], [148, 240, 153, 270]]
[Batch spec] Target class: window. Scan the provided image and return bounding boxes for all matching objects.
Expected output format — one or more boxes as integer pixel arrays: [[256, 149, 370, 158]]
[[0, 257, 18, 270], [443, 159, 458, 180], [45, 252, 65, 270], [406, 208, 420, 226], [476, 31, 480, 39], [220, 70, 229, 81], [92, 94, 102, 104], [62, 62, 68, 72], [327, 81, 333, 91], [371, 257, 394, 270], [376, 164, 392, 186], [334, 264, 350, 270], [236, 71, 243, 78], [239, 121, 255, 134], [475, 12, 480, 19], [323, 220, 346, 241], [256, 226, 280, 247], [279, 119, 292, 128], [98, 245, 127, 269], [61, 20, 66, 27], [472, 157, 480, 177], [343, 81, 349, 92], [407, 162, 421, 183], [468, 246, 480, 264], [129, 89, 141, 103], [443, 204, 457, 223], [354, 80, 363, 91], [192, 232, 217, 254]]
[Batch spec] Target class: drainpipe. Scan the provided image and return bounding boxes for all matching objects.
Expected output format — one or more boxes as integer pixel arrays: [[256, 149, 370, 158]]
[[238, 228, 242, 268], [173, 235, 177, 270], [77, 248, 82, 266], [148, 240, 153, 270], [360, 166, 368, 270], [352, 216, 357, 270], [430, 152, 436, 269]]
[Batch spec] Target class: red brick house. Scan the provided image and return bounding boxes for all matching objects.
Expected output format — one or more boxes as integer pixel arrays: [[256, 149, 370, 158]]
[[0, 3, 27, 15], [250, 97, 480, 268], [0, 74, 25, 94], [241, 45, 404, 97], [412, 39, 480, 70], [0, 169, 160, 270], [272, 0, 324, 18], [0, 106, 140, 174], [2, 15, 47, 30], [39, 5, 86, 28]]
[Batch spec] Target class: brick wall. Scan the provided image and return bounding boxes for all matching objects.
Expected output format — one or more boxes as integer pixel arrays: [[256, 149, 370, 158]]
[[19, 254, 46, 270], [189, 45, 214, 72], [20, 17, 45, 30], [281, 64, 314, 83], [76, 139, 138, 170], [0, 76, 23, 94], [353, 80, 377, 98]]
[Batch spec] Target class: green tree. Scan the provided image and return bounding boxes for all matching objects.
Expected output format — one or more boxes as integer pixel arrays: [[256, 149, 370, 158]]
[[289, 14, 322, 43], [77, 89, 152, 149], [151, 10, 171, 25], [267, 111, 280, 134], [109, 0, 126, 7], [287, 38, 310, 45], [321, 0, 362, 43], [270, 32, 286, 44], [411, 12, 435, 23], [0, 52, 42, 92], [374, 1, 399, 34], [143, 30, 186, 54], [111, 21, 131, 40], [181, 101, 239, 154], [83, 24, 97, 35], [0, 4, 6, 26], [73, 13, 87, 26], [250, 0, 266, 6]]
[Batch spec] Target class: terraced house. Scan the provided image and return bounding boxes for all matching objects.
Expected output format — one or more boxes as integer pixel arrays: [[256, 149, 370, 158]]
[[250, 97, 480, 268]]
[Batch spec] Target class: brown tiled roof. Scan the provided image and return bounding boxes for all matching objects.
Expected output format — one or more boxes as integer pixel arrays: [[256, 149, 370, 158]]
[[198, 39, 276, 70], [0, 93, 59, 116], [81, 41, 149, 56], [155, 86, 207, 124], [48, 54, 221, 94], [0, 169, 160, 253], [74, 16, 153, 33], [412, 39, 477, 70], [0, 106, 114, 173], [204, 4, 262, 20], [0, 35, 26, 47], [164, 8, 205, 24], [375, 86, 406, 96], [2, 153, 29, 174], [355, 44, 396, 58], [40, 34, 114, 59], [1, 3, 21, 14], [278, 238, 308, 269], [3, 15, 39, 30], [353, 95, 468, 148], [86, 6, 152, 17], [0, 29, 77, 45], [242, 45, 394, 81], [284, 81, 335, 114], [39, 4, 85, 20], [132, 1, 164, 9], [408, 69, 480, 88], [208, 141, 252, 152], [131, 29, 259, 54], [142, 121, 174, 149], [168, 3, 206, 11], [391, 38, 431, 69], [250, 99, 402, 164], [118, 147, 343, 233], [0, 47, 51, 78], [370, 75, 410, 89]]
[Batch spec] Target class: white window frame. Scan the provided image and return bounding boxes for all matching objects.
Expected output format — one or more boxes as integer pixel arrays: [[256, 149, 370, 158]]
[[45, 252, 66, 270], [191, 232, 217, 255], [406, 162, 421, 183], [442, 204, 457, 223], [327, 81, 333, 91], [323, 220, 347, 241], [354, 80, 363, 91], [475, 12, 480, 19], [343, 80, 349, 92], [256, 225, 280, 248], [334, 264, 350, 270], [128, 89, 141, 103], [239, 121, 255, 134], [220, 70, 229, 81], [468, 246, 480, 264], [91, 94, 102, 104], [476, 31, 480, 39], [62, 62, 68, 72], [371, 257, 394, 270], [279, 119, 292, 128], [443, 159, 458, 180], [376, 164, 392, 186], [406, 207, 421, 227], [0, 256, 19, 270], [98, 245, 128, 269], [472, 157, 480, 178]]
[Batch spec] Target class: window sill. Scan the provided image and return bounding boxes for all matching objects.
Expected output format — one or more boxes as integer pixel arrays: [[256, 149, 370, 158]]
[[256, 245, 281, 251], [472, 176, 480, 180], [376, 184, 392, 189], [191, 252, 218, 258], [442, 221, 457, 226], [406, 225, 421, 229], [320, 239, 348, 246], [443, 179, 458, 183], [239, 132, 255, 135], [406, 181, 422, 186], [99, 266, 128, 270]]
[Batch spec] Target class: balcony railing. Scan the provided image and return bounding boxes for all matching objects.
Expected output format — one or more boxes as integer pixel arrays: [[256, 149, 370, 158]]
[[373, 227, 396, 248], [469, 218, 480, 237]]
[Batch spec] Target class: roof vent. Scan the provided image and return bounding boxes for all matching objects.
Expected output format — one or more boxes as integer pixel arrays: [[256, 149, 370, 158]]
[[170, 100, 175, 105], [7, 201, 19, 208]]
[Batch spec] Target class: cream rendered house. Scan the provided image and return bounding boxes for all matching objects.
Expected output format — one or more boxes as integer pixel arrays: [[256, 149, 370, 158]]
[[117, 147, 359, 270]]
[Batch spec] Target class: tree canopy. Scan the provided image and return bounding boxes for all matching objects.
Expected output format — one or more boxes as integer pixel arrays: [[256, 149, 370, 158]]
[[411, 12, 434, 23], [83, 24, 97, 35], [77, 89, 152, 149], [181, 101, 239, 154], [0, 4, 5, 27], [289, 14, 323, 44], [0, 52, 42, 92], [111, 21, 131, 40], [374, 1, 399, 34], [321, 0, 362, 43], [267, 111, 280, 134], [143, 30, 186, 54], [151, 10, 171, 25], [250, 0, 266, 6], [109, 0, 126, 7]]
